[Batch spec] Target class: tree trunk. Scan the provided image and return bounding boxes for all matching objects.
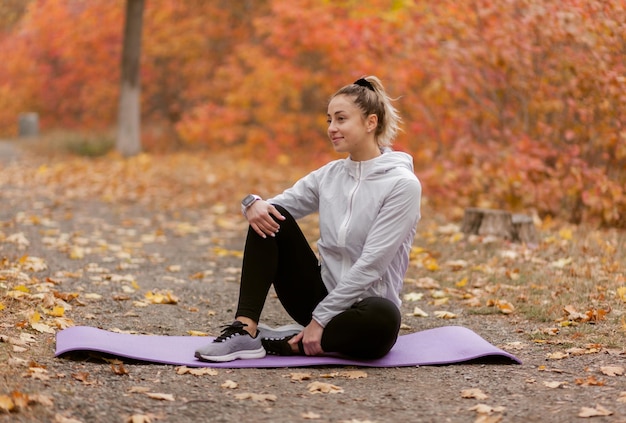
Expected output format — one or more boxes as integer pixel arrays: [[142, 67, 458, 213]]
[[116, 0, 144, 157], [461, 208, 538, 244]]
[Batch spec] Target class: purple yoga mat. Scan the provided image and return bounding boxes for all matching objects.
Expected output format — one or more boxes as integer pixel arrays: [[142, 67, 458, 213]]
[[55, 325, 521, 368]]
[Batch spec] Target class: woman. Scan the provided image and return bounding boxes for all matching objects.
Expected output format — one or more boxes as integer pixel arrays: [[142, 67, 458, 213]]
[[195, 76, 421, 362]]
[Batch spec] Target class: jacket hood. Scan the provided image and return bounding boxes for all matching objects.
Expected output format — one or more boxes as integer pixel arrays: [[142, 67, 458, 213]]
[[344, 149, 415, 179]]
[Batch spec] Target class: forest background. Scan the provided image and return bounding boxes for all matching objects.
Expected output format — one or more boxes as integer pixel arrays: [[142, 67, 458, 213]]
[[0, 0, 624, 228]]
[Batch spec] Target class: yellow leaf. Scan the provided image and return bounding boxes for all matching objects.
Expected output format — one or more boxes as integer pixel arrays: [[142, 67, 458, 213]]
[[455, 277, 468, 288], [14, 285, 30, 293], [45, 306, 65, 317], [617, 287, 626, 302], [0, 303, 4, 311], [29, 311, 41, 324], [0, 394, 14, 412], [423, 256, 440, 271], [69, 246, 85, 260], [559, 228, 573, 240], [187, 330, 208, 336], [495, 300, 515, 315], [145, 291, 178, 304]]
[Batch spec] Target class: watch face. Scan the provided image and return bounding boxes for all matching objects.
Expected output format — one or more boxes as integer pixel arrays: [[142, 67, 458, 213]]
[[242, 194, 256, 206]]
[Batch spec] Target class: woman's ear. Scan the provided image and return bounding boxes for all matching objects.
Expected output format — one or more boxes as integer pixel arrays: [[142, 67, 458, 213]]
[[367, 114, 378, 133]]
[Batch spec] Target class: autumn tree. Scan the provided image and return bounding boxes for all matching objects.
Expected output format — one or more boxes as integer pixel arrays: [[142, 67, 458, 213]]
[[0, 0, 623, 226]]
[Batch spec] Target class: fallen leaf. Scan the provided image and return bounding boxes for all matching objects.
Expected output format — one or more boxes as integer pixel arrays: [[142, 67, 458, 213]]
[[54, 414, 83, 423], [71, 372, 94, 385], [145, 290, 178, 304], [127, 414, 152, 423], [307, 381, 344, 394], [617, 392, 626, 403], [543, 381, 567, 389], [546, 352, 569, 360], [302, 411, 321, 419], [145, 392, 175, 401], [461, 388, 488, 400], [234, 392, 277, 402], [469, 404, 506, 414], [0, 394, 15, 412], [339, 370, 367, 379], [475, 415, 503, 423], [578, 404, 612, 417], [221, 380, 238, 389], [175, 366, 218, 376], [110, 363, 128, 375], [289, 372, 312, 381], [575, 376, 605, 386], [434, 310, 457, 319], [408, 306, 429, 317], [414, 277, 440, 289], [600, 366, 623, 376], [403, 292, 424, 302], [617, 287, 626, 302]]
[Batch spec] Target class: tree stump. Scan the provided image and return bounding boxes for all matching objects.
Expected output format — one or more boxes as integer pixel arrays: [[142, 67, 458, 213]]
[[461, 208, 538, 244], [18, 113, 39, 137]]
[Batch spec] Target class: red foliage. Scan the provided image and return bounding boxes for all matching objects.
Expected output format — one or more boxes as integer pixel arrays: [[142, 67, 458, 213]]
[[0, 0, 624, 226]]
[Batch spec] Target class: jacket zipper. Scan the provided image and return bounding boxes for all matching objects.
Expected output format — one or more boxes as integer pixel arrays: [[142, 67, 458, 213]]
[[338, 162, 361, 252]]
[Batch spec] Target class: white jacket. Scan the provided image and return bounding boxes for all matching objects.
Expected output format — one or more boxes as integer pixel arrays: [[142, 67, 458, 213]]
[[267, 150, 421, 327]]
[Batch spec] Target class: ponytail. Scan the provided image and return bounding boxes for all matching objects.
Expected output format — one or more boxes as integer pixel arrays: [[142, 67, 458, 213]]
[[331, 76, 402, 148]]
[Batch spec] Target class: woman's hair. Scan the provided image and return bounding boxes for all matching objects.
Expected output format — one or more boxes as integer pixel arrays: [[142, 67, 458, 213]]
[[330, 76, 402, 148]]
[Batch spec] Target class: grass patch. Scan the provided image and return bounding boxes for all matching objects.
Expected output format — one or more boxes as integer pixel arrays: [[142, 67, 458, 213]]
[[63, 133, 115, 157], [407, 216, 626, 345]]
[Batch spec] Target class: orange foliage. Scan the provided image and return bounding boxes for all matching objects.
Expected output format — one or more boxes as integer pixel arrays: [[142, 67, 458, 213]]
[[0, 0, 624, 226]]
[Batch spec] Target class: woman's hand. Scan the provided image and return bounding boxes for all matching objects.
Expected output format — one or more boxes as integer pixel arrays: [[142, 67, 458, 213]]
[[245, 200, 285, 238], [289, 320, 324, 356]]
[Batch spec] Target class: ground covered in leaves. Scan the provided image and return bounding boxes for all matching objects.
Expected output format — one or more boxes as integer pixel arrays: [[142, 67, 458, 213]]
[[0, 142, 625, 423]]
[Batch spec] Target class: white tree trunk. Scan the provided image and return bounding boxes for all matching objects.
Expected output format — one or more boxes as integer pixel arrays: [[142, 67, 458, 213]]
[[116, 0, 144, 157]]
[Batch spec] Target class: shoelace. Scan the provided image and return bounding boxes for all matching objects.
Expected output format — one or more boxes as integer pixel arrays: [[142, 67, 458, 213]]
[[214, 321, 249, 342]]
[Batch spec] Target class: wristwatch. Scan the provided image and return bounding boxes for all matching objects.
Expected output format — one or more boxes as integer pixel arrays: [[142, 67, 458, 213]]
[[241, 194, 261, 215]]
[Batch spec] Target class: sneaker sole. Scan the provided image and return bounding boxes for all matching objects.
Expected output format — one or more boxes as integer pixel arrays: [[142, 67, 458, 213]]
[[257, 323, 304, 340], [195, 347, 266, 362]]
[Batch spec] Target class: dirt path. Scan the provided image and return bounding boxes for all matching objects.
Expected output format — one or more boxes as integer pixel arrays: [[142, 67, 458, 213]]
[[0, 154, 624, 423]]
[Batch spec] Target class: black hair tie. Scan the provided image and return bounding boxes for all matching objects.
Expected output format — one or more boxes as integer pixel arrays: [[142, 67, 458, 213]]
[[354, 78, 375, 91]]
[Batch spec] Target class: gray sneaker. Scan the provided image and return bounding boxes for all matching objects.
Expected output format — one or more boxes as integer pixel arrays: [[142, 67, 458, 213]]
[[195, 321, 266, 362], [258, 323, 304, 356]]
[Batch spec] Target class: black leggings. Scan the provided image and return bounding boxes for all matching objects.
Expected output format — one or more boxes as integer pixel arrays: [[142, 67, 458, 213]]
[[235, 205, 401, 359]]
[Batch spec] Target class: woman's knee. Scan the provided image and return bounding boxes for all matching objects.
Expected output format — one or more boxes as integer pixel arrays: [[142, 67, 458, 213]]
[[357, 297, 401, 333]]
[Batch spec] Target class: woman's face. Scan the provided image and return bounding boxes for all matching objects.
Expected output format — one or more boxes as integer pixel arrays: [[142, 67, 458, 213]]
[[327, 95, 377, 160]]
